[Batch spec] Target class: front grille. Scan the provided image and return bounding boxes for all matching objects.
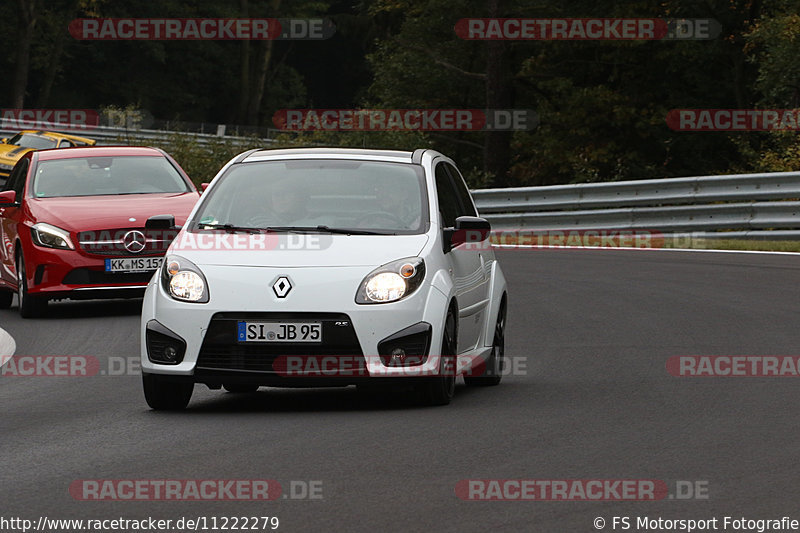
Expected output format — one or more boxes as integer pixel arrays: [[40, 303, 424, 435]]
[[78, 228, 177, 257], [62, 268, 154, 285], [197, 313, 364, 374]]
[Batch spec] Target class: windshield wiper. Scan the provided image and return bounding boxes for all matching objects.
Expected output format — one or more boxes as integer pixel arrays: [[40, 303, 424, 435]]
[[265, 225, 394, 235], [197, 223, 263, 234]]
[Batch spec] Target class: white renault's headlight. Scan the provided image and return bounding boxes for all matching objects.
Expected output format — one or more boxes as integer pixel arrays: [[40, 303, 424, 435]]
[[170, 271, 205, 301], [366, 272, 407, 302], [31, 223, 74, 250], [356, 257, 425, 304], [161, 255, 209, 303]]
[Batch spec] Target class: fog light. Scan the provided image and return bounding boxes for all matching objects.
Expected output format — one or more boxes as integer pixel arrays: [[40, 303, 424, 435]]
[[163, 345, 178, 362], [146, 320, 186, 365], [390, 348, 406, 365], [378, 322, 432, 367]]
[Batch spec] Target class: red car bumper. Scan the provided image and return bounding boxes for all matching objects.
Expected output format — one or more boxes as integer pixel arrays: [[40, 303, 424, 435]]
[[21, 242, 160, 299]]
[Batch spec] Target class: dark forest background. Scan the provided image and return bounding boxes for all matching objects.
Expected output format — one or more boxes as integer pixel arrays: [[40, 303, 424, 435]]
[[2, 0, 800, 187]]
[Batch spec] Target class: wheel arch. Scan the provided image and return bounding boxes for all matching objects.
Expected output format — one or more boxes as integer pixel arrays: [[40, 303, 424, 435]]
[[483, 261, 508, 347]]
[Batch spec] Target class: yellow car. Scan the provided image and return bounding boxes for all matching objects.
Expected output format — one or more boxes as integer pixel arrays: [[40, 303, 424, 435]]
[[0, 130, 96, 178]]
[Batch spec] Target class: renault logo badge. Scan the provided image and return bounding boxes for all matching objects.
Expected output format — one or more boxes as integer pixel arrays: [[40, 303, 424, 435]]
[[272, 276, 292, 298]]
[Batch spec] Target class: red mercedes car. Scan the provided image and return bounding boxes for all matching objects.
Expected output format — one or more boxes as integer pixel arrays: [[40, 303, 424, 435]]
[[0, 146, 200, 317]]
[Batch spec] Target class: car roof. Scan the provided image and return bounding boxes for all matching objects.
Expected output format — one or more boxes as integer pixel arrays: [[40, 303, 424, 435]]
[[35, 146, 165, 161], [242, 147, 417, 164], [17, 129, 96, 144]]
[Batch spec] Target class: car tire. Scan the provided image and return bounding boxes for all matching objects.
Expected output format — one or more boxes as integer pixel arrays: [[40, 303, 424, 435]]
[[0, 290, 13, 309], [142, 373, 193, 410], [421, 306, 457, 406], [465, 298, 506, 387], [16, 253, 47, 318], [223, 383, 259, 393]]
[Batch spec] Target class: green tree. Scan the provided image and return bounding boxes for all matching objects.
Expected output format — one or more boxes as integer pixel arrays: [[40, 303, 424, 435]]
[[737, 1, 800, 172]]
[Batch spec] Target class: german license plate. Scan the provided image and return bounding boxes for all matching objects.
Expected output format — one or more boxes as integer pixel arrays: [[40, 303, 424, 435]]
[[237, 322, 323, 343], [104, 257, 163, 272]]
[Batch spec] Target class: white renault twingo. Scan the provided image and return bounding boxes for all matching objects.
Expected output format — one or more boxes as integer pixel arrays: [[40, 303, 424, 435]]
[[140, 148, 507, 409]]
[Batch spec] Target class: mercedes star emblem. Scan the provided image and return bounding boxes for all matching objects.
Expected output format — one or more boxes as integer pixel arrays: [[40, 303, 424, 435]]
[[123, 230, 146, 253]]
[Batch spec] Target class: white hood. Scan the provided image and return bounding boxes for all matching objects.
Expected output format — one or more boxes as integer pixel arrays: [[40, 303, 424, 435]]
[[168, 231, 429, 268]]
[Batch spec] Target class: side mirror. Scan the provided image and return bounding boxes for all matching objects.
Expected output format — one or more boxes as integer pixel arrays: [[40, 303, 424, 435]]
[[0, 138, 7, 144], [145, 214, 176, 230], [443, 216, 492, 252], [200, 182, 210, 193], [0, 190, 17, 206]]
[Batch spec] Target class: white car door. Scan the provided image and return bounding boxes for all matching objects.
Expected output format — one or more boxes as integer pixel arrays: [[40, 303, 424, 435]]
[[434, 160, 489, 354]]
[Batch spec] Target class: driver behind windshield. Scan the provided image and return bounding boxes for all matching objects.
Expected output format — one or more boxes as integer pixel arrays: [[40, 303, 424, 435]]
[[241, 179, 320, 227], [372, 179, 420, 229], [271, 181, 310, 225]]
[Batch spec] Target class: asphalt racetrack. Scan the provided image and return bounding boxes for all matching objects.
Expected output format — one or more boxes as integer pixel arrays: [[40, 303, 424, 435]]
[[2, 248, 799, 532]]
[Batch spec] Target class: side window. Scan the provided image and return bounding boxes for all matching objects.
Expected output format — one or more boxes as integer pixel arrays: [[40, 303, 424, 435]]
[[12, 160, 28, 198], [435, 163, 460, 228], [1, 171, 13, 192], [59, 140, 74, 148], [4, 160, 28, 198], [445, 163, 478, 217]]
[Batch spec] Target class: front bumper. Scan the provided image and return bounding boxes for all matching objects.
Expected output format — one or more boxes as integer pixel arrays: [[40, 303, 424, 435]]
[[141, 264, 451, 380], [22, 244, 160, 298]]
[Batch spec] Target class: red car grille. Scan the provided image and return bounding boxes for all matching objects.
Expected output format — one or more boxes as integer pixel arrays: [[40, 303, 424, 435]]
[[62, 268, 155, 285], [78, 228, 178, 257]]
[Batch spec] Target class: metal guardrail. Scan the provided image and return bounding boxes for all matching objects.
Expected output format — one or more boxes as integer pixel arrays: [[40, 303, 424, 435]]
[[2, 122, 797, 240], [0, 124, 279, 148], [472, 172, 800, 240]]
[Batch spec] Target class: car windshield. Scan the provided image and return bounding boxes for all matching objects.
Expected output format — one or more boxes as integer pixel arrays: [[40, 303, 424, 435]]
[[32, 156, 191, 198], [192, 159, 427, 234], [8, 133, 57, 150]]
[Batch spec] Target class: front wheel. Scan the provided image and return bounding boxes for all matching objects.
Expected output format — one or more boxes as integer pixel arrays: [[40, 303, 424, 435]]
[[142, 373, 193, 410], [17, 253, 47, 318], [420, 307, 457, 406]]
